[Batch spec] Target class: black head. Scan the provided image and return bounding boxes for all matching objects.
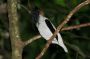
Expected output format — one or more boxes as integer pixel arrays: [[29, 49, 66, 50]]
[[31, 7, 40, 24]]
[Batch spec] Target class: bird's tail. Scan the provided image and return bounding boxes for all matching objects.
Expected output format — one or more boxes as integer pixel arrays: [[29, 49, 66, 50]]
[[57, 33, 68, 53]]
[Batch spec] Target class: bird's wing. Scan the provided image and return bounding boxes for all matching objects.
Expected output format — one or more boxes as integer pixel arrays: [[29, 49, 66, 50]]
[[45, 19, 68, 52], [45, 19, 58, 40]]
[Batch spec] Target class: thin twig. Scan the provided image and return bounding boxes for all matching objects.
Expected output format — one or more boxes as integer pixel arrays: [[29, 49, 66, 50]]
[[35, 0, 90, 59], [24, 35, 41, 46], [19, 4, 31, 14], [62, 22, 90, 31]]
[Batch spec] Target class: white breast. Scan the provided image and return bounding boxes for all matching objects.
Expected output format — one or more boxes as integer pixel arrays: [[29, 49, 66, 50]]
[[36, 15, 57, 41]]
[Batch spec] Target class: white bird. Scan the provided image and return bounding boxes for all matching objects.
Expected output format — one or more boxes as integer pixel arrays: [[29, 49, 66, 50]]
[[31, 7, 68, 53]]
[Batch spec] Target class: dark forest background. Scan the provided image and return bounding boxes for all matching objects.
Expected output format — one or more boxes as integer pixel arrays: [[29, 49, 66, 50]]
[[0, 0, 90, 59]]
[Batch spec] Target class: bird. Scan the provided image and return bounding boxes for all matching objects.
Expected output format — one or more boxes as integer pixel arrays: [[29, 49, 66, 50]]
[[31, 7, 68, 53]]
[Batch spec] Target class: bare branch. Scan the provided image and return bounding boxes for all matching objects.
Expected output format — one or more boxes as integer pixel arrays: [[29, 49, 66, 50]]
[[62, 22, 90, 31], [35, 0, 90, 59], [7, 0, 23, 59], [24, 35, 41, 46], [7, 0, 21, 41], [19, 4, 31, 14]]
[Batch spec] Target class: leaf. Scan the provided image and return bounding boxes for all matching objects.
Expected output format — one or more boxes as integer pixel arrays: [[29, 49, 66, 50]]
[[54, 0, 66, 7]]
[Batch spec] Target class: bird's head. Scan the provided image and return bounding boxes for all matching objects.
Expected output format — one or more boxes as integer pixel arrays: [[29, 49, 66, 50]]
[[31, 7, 45, 24], [31, 6, 40, 24]]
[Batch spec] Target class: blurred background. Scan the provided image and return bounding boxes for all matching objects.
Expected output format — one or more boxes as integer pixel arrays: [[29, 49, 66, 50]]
[[0, 0, 90, 59]]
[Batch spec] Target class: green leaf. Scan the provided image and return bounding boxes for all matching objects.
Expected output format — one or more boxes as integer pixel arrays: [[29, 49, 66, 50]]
[[75, 20, 80, 25], [71, 0, 78, 7], [54, 0, 66, 7], [34, 0, 41, 7]]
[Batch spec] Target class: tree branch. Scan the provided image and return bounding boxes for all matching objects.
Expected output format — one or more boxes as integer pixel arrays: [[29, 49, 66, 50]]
[[7, 0, 23, 59], [24, 35, 41, 46], [62, 22, 90, 31], [7, 0, 20, 41], [35, 0, 90, 59]]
